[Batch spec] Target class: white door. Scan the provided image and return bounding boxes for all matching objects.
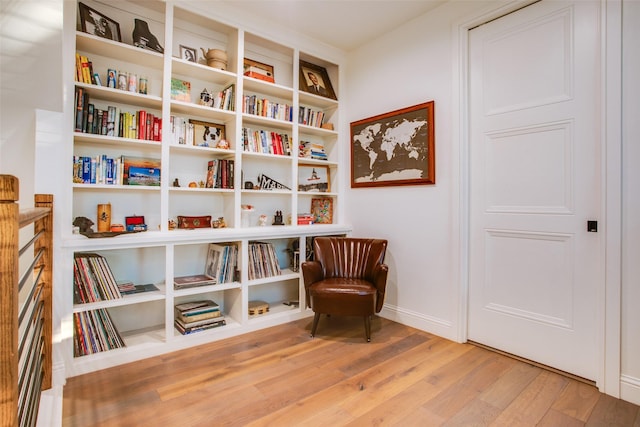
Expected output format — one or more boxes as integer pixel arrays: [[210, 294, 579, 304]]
[[468, 0, 602, 380]]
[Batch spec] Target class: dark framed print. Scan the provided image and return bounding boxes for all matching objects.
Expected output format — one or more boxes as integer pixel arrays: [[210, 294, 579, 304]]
[[180, 45, 197, 62], [350, 101, 435, 188], [189, 119, 226, 147], [299, 60, 337, 100], [78, 2, 122, 42], [298, 165, 330, 192]]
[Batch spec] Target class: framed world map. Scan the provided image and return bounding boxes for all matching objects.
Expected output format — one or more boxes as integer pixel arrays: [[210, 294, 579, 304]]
[[350, 101, 435, 188]]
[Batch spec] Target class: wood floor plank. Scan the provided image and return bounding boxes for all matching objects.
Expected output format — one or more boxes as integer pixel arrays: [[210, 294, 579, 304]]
[[62, 317, 640, 427]]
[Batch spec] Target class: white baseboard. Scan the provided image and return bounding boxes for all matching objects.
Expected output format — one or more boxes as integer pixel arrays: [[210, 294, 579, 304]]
[[620, 374, 640, 406], [379, 304, 456, 342], [37, 385, 63, 427]]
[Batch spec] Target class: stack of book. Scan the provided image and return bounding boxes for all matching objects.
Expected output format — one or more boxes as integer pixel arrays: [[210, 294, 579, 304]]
[[173, 274, 216, 290], [174, 300, 226, 334], [248, 242, 282, 280], [299, 140, 327, 161], [73, 253, 122, 304], [73, 309, 125, 357], [297, 213, 315, 225], [205, 159, 235, 189]]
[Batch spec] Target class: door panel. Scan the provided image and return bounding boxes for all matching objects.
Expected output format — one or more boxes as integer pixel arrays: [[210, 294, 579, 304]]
[[468, 0, 601, 380]]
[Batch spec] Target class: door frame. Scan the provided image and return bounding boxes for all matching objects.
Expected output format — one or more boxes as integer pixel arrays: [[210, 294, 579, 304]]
[[453, 0, 622, 395]]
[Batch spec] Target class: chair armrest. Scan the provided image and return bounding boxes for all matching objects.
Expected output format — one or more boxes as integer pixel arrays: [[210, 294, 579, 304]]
[[301, 261, 324, 308], [373, 263, 389, 312]]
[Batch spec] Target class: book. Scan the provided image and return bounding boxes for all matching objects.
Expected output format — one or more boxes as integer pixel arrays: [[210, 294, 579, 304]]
[[116, 282, 159, 295], [174, 317, 226, 335], [175, 309, 222, 324], [205, 243, 238, 284], [175, 300, 219, 316], [173, 274, 216, 289]]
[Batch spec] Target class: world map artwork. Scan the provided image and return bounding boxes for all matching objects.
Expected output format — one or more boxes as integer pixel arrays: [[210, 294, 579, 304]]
[[351, 108, 430, 184]]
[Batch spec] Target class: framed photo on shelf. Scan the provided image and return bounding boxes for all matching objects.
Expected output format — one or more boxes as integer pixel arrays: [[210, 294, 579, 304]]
[[310, 197, 333, 224], [350, 101, 435, 188], [179, 45, 197, 63], [243, 58, 275, 83], [299, 60, 337, 100], [78, 2, 122, 42], [189, 119, 225, 147], [298, 165, 330, 193]]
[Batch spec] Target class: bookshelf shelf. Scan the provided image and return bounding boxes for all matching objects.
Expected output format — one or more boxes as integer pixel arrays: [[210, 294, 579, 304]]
[[62, 0, 349, 376]]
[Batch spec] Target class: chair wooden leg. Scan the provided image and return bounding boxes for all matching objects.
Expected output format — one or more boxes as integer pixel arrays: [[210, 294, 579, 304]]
[[311, 312, 321, 337], [364, 315, 371, 342]]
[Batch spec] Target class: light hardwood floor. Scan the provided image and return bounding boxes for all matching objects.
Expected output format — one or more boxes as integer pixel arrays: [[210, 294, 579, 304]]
[[63, 316, 640, 426]]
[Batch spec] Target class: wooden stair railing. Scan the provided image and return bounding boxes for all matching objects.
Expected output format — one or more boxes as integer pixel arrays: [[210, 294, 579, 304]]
[[1, 175, 53, 427]]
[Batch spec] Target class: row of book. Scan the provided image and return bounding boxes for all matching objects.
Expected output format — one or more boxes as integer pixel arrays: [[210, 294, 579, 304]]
[[75, 53, 96, 85], [298, 106, 325, 128], [205, 159, 234, 189], [204, 243, 238, 284], [174, 300, 226, 334], [241, 127, 292, 156], [73, 253, 122, 304], [242, 95, 293, 122], [299, 140, 328, 161], [75, 87, 162, 141], [248, 242, 282, 280], [72, 155, 161, 186], [73, 309, 126, 357]]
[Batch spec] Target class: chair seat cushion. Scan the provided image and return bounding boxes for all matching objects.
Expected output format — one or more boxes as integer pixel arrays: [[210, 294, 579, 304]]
[[309, 278, 376, 316]]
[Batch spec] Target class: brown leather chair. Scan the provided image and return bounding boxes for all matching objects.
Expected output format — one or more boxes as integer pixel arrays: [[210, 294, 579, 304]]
[[301, 237, 388, 341]]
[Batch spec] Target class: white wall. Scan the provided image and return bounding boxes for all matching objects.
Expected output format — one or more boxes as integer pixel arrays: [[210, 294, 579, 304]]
[[621, 0, 640, 405], [345, 1, 492, 339], [346, 0, 639, 405]]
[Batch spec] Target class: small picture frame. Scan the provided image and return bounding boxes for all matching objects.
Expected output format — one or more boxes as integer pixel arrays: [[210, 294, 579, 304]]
[[298, 165, 330, 192], [78, 2, 122, 42], [189, 119, 226, 147], [180, 45, 197, 63], [243, 58, 275, 83], [299, 60, 337, 100], [311, 197, 333, 224]]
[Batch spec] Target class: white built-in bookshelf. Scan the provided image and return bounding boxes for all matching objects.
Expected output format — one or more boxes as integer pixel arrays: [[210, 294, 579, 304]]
[[62, 0, 349, 376]]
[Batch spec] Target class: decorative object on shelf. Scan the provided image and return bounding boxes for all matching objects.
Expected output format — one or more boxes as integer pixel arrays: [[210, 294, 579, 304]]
[[258, 214, 267, 226], [106, 69, 116, 88], [212, 217, 226, 228], [241, 205, 255, 227], [170, 78, 191, 102], [168, 219, 177, 230], [321, 123, 334, 131], [110, 224, 125, 232], [125, 215, 147, 232], [138, 76, 148, 94], [272, 210, 284, 226], [288, 240, 300, 272], [248, 300, 269, 315], [216, 139, 230, 150], [78, 2, 121, 42], [244, 181, 253, 190], [310, 197, 333, 224], [189, 119, 225, 147], [351, 101, 435, 188], [188, 181, 197, 188], [243, 58, 275, 83], [257, 174, 290, 191], [97, 203, 111, 232], [198, 88, 212, 106], [173, 178, 180, 187], [73, 216, 94, 234], [199, 180, 205, 188], [132, 18, 164, 53], [177, 215, 212, 229], [117, 70, 127, 91], [122, 157, 161, 186], [179, 45, 197, 62], [200, 48, 228, 70], [299, 60, 337, 100], [298, 165, 329, 192]]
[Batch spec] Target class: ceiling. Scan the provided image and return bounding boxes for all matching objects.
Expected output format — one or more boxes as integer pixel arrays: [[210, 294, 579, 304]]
[[218, 0, 447, 51]]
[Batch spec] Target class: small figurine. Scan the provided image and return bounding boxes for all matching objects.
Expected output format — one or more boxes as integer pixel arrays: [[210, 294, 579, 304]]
[[258, 214, 268, 226], [173, 178, 180, 187], [73, 216, 95, 234], [216, 139, 230, 150], [217, 217, 226, 228], [188, 181, 197, 188], [199, 180, 205, 188], [168, 219, 177, 230], [273, 210, 284, 226], [198, 88, 212, 106]]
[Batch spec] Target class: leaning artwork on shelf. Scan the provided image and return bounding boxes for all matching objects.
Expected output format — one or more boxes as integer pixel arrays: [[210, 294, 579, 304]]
[[78, 2, 122, 42], [298, 165, 329, 192], [310, 197, 333, 224], [189, 119, 225, 147], [299, 60, 337, 100], [350, 101, 435, 188], [179, 45, 197, 63]]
